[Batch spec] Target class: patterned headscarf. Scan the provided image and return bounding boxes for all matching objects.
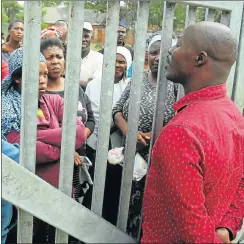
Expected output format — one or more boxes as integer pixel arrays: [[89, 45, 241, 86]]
[[1, 48, 46, 138], [41, 26, 67, 41]]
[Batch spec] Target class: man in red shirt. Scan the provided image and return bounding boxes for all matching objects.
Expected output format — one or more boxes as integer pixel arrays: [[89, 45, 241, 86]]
[[142, 21, 244, 243]]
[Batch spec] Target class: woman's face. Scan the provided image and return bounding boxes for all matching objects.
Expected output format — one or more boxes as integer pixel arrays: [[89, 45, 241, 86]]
[[42, 46, 65, 80], [9, 22, 23, 42], [115, 54, 127, 80], [39, 62, 48, 96], [148, 41, 161, 75], [15, 62, 48, 97]]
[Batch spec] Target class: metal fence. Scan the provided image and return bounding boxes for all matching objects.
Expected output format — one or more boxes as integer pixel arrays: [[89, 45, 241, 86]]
[[2, 0, 244, 243]]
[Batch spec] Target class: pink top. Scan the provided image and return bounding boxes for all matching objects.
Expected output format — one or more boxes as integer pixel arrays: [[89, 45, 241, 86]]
[[6, 94, 87, 188]]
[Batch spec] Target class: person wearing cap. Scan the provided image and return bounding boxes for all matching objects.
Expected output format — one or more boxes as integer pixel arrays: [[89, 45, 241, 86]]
[[80, 22, 103, 90], [99, 21, 134, 60]]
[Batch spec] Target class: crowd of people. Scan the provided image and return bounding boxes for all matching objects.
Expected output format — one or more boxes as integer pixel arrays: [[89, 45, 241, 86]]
[[1, 16, 244, 244]]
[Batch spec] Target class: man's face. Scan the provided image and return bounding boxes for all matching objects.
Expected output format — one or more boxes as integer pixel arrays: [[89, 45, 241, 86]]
[[166, 32, 196, 84], [117, 26, 126, 44], [148, 41, 161, 75], [82, 29, 92, 51]]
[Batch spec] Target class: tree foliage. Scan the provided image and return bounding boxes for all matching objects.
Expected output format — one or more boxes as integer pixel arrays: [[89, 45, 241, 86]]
[[120, 1, 137, 28], [2, 0, 222, 35], [148, 0, 164, 28], [174, 3, 186, 32], [2, 5, 9, 23], [2, 1, 24, 21], [85, 1, 107, 13], [2, 1, 48, 24], [42, 1, 63, 7]]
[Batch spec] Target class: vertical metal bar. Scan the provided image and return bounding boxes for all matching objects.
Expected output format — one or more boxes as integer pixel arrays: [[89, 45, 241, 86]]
[[55, 1, 85, 243], [234, 221, 244, 243], [91, 0, 120, 216], [17, 1, 42, 243], [185, 5, 190, 27], [225, 1, 243, 96], [138, 2, 176, 239], [207, 8, 215, 22], [220, 11, 231, 26], [151, 1, 176, 144], [177, 84, 185, 101], [232, 3, 244, 112], [117, 0, 150, 232], [185, 5, 197, 28], [205, 8, 209, 20]]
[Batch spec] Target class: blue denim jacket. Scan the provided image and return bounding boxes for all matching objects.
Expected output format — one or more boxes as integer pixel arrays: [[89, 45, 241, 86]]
[[1, 139, 19, 244]]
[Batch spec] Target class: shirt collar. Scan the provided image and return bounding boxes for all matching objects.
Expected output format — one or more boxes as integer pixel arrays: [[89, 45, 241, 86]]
[[174, 84, 227, 112], [83, 49, 92, 59]]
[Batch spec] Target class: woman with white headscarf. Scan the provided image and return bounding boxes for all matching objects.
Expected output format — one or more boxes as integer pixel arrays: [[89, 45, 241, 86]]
[[82, 46, 132, 209], [85, 46, 132, 151], [105, 33, 178, 239]]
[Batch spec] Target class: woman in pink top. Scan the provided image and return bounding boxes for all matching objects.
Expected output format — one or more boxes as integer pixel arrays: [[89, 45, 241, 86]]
[[2, 48, 87, 188]]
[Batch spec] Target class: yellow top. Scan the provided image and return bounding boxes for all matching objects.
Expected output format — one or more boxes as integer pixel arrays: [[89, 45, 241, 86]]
[[37, 108, 45, 118]]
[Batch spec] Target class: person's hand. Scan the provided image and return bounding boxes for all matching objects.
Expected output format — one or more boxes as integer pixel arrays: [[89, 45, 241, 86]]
[[216, 228, 231, 243], [141, 132, 152, 141], [74, 152, 83, 166], [136, 131, 149, 150]]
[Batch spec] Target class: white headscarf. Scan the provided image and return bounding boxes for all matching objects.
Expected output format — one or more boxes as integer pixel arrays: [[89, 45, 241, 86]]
[[116, 46, 132, 71], [148, 34, 161, 51], [148, 34, 177, 51]]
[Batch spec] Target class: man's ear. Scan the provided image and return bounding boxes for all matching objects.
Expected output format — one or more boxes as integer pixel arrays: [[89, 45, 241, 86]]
[[195, 51, 208, 66], [15, 79, 21, 84]]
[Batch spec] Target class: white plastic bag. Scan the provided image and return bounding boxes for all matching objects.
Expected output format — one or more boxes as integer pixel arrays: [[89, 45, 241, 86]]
[[108, 147, 147, 181], [107, 147, 124, 165]]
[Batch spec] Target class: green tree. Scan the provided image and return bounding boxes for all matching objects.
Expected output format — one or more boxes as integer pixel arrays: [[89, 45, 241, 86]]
[[149, 0, 164, 28], [60, 0, 107, 12], [120, 0, 137, 28], [174, 3, 186, 33], [42, 1, 63, 7], [2, 5, 9, 23], [196, 7, 205, 22], [85, 1, 107, 13], [2, 1, 24, 21]]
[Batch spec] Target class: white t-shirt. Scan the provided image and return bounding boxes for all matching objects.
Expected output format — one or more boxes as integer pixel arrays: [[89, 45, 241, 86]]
[[80, 49, 103, 83], [85, 77, 130, 149]]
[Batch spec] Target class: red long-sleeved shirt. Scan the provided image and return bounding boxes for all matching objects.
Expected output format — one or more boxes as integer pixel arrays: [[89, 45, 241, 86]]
[[6, 94, 87, 188], [142, 84, 244, 243]]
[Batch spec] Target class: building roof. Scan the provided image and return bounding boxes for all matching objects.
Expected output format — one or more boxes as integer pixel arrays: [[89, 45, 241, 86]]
[[43, 7, 106, 25]]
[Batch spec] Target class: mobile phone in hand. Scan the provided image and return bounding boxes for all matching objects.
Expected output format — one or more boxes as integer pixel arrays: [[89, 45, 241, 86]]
[[79, 156, 92, 166]]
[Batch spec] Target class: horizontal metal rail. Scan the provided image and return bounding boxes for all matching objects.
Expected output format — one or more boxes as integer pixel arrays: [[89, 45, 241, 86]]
[[2, 154, 136, 243], [169, 1, 241, 11]]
